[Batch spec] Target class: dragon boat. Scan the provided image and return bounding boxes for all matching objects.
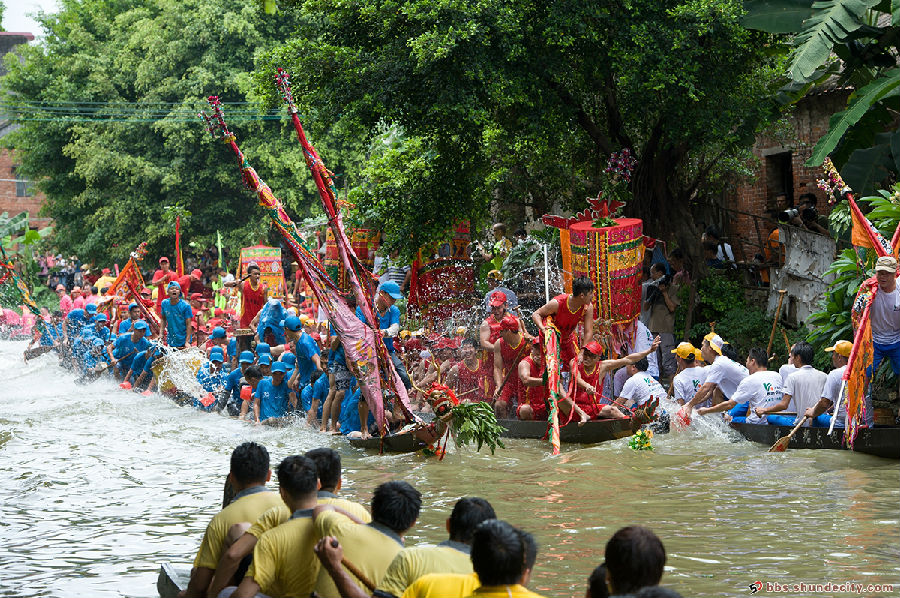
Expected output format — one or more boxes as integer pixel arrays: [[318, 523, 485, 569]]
[[730, 421, 900, 459]]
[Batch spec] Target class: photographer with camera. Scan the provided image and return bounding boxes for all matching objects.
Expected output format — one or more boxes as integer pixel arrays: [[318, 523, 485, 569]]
[[778, 193, 828, 235], [643, 263, 678, 382]]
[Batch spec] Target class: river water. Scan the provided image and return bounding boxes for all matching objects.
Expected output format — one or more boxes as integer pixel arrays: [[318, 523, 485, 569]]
[[1, 340, 899, 598]]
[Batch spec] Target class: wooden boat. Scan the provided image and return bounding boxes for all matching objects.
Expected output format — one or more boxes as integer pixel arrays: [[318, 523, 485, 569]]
[[730, 421, 900, 459], [497, 416, 667, 444], [347, 432, 430, 453], [157, 563, 189, 598]]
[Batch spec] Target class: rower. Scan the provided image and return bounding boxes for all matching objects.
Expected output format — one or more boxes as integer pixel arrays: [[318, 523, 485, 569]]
[[803, 340, 875, 428], [160, 281, 193, 349], [195, 348, 227, 411], [755, 342, 826, 427], [479, 290, 517, 398], [181, 442, 282, 598], [614, 357, 665, 411], [679, 333, 747, 416], [313, 481, 422, 598], [492, 315, 530, 418], [517, 338, 548, 421], [447, 339, 489, 403], [670, 342, 706, 407], [694, 347, 782, 423], [252, 361, 296, 422], [531, 276, 596, 374], [223, 351, 256, 417], [117, 302, 142, 334], [571, 341, 631, 421], [207, 448, 370, 598]]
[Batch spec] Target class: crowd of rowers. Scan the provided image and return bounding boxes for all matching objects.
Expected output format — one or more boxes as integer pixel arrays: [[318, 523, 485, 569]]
[[24, 257, 865, 432], [180, 442, 681, 598]]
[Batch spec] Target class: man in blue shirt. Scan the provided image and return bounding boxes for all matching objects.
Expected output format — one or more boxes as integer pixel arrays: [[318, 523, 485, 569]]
[[195, 348, 227, 411], [354, 281, 411, 390], [311, 369, 328, 421], [123, 343, 156, 390], [79, 338, 111, 380], [112, 320, 151, 380], [255, 298, 287, 345], [160, 281, 193, 349], [223, 351, 256, 416], [257, 352, 272, 377], [253, 361, 296, 422], [283, 315, 322, 394], [117, 302, 142, 334]]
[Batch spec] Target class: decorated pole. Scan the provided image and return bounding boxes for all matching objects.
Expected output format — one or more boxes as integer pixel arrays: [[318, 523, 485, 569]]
[[273, 69, 413, 426]]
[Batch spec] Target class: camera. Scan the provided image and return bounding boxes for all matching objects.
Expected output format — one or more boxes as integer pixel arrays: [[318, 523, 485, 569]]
[[778, 208, 800, 223], [645, 275, 672, 303]]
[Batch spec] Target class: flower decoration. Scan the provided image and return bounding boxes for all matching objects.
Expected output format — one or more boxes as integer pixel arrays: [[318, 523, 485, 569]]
[[605, 148, 637, 183], [816, 158, 847, 205], [628, 428, 654, 451]]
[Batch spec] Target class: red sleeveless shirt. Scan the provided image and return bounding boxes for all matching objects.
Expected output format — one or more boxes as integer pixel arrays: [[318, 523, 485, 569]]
[[240, 280, 266, 329], [550, 293, 584, 337]]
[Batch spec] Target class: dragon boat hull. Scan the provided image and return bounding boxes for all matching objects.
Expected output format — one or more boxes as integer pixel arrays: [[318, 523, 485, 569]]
[[347, 433, 430, 453], [730, 422, 900, 459], [497, 417, 666, 444]]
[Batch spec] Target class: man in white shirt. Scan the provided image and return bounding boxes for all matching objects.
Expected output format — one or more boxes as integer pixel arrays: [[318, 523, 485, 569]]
[[696, 347, 782, 424], [804, 340, 875, 428], [616, 357, 666, 409], [680, 333, 747, 416], [613, 320, 659, 396], [869, 256, 900, 377], [670, 342, 707, 407], [756, 342, 826, 426]]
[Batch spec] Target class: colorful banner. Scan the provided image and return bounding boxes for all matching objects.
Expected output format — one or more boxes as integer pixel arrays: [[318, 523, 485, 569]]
[[240, 245, 286, 298], [325, 228, 381, 292], [409, 222, 475, 322]]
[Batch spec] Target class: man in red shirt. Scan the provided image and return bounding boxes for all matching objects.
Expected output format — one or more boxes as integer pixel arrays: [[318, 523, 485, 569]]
[[492, 315, 530, 418], [531, 276, 596, 371], [224, 263, 267, 330], [152, 257, 178, 315]]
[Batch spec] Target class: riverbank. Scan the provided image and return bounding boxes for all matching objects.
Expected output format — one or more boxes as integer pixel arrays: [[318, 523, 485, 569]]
[[1, 341, 898, 598]]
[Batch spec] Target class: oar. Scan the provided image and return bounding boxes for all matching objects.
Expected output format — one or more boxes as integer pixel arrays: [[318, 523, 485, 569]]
[[768, 415, 809, 452], [766, 289, 787, 357], [827, 382, 846, 435], [329, 539, 377, 591]]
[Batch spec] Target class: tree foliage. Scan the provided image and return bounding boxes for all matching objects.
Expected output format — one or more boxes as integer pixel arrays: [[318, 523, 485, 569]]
[[1, 0, 366, 268], [257, 0, 782, 260]]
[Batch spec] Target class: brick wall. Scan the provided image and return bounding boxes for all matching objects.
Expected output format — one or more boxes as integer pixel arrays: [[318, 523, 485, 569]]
[[730, 90, 851, 259], [0, 148, 51, 228]]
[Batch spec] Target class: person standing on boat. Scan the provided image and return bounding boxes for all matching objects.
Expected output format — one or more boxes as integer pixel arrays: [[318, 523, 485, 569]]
[[670, 343, 707, 407], [492, 315, 531, 418], [356, 281, 411, 390], [152, 257, 178, 315], [754, 342, 826, 427], [479, 290, 518, 399], [679, 333, 747, 416], [181, 442, 282, 598], [694, 347, 782, 423], [531, 276, 596, 373], [803, 340, 875, 428], [159, 281, 193, 349], [867, 256, 900, 383], [224, 263, 267, 331]]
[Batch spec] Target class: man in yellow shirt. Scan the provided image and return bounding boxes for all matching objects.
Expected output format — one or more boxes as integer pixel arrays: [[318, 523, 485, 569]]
[[401, 573, 480, 598], [465, 520, 542, 598], [313, 481, 422, 598], [376, 497, 496, 598], [181, 442, 282, 598], [230, 455, 321, 598], [207, 447, 370, 598]]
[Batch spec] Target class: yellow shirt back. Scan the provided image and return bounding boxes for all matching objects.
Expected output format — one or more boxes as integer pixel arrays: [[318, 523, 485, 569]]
[[401, 573, 480, 598], [247, 495, 371, 539], [468, 584, 545, 598], [314, 510, 404, 598], [377, 542, 473, 597], [192, 488, 284, 570], [246, 511, 319, 598]]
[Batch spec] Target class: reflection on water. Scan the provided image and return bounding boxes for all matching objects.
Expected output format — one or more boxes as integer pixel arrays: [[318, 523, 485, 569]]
[[1, 341, 898, 598]]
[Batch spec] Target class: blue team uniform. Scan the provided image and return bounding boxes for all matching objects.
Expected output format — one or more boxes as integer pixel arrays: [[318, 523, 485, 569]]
[[255, 377, 292, 420], [160, 298, 193, 347], [292, 332, 321, 387]]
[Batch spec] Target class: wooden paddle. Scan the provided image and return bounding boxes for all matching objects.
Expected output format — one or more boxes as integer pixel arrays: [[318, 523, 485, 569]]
[[329, 539, 377, 591], [766, 290, 787, 357], [768, 415, 809, 452]]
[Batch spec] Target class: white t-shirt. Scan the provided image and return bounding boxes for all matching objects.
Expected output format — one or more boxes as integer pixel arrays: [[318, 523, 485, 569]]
[[784, 365, 828, 426], [717, 242, 735, 263], [778, 363, 798, 410], [705, 355, 748, 399], [870, 287, 900, 344], [632, 321, 659, 377], [731, 370, 783, 424], [673, 366, 708, 406], [822, 365, 847, 427], [619, 371, 666, 407]]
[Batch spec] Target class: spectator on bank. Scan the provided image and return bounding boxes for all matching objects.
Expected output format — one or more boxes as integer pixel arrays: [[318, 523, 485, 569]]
[[480, 223, 514, 271], [701, 226, 734, 266], [643, 263, 678, 380], [56, 284, 73, 316], [604, 526, 666, 597]]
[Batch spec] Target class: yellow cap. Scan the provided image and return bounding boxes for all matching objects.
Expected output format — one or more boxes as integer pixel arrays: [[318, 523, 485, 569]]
[[825, 340, 852, 357], [399, 329, 411, 338], [455, 326, 467, 335], [704, 333, 725, 355], [487, 269, 503, 280], [671, 342, 700, 360]]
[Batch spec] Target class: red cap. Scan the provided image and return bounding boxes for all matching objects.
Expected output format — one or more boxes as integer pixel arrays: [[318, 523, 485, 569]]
[[190, 292, 203, 300], [225, 308, 236, 315], [489, 290, 507, 307], [447, 337, 461, 349], [191, 268, 203, 279], [583, 341, 604, 356], [102, 268, 111, 274], [159, 256, 169, 263], [500, 315, 519, 331], [214, 308, 224, 316]]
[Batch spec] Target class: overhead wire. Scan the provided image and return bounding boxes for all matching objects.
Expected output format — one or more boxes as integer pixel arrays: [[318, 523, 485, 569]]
[[0, 99, 290, 123]]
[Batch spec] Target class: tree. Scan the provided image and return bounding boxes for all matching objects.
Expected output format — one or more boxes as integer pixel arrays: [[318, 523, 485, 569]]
[[1, 0, 366, 267], [256, 0, 783, 260]]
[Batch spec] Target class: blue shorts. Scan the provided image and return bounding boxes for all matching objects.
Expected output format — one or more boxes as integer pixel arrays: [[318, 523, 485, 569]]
[[872, 340, 900, 375]]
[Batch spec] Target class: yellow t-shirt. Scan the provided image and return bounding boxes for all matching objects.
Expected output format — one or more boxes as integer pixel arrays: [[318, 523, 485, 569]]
[[377, 542, 473, 597], [468, 584, 545, 598], [192, 488, 284, 570], [247, 495, 371, 539], [314, 511, 404, 598], [246, 510, 319, 598], [401, 573, 479, 598]]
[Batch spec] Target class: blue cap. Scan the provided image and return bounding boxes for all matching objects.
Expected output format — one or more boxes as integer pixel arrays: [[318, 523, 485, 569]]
[[133, 320, 149, 331], [167, 281, 181, 291], [281, 352, 296, 365], [257, 354, 272, 365], [378, 281, 403, 300], [85, 303, 98, 314], [209, 350, 224, 362], [239, 350, 255, 364], [128, 302, 138, 310], [92, 338, 105, 347], [210, 326, 226, 340], [255, 342, 271, 354], [94, 313, 108, 322], [271, 361, 287, 373], [283, 315, 302, 332]]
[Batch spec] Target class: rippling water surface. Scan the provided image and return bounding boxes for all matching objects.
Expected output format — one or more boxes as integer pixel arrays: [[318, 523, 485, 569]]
[[1, 341, 899, 598]]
